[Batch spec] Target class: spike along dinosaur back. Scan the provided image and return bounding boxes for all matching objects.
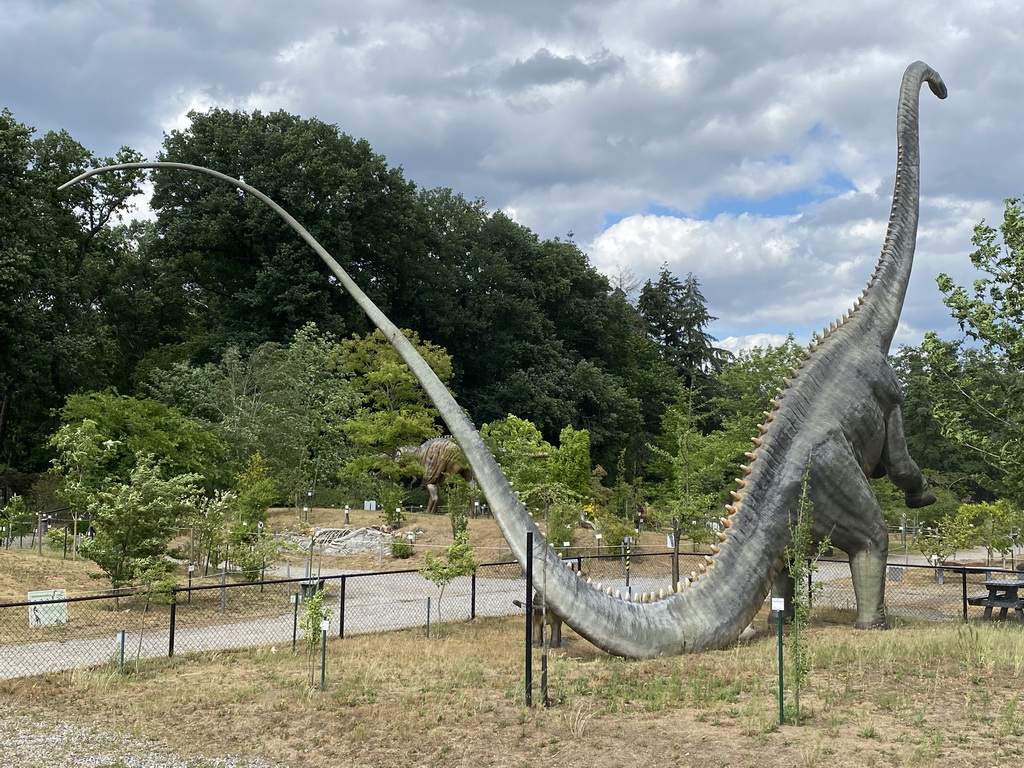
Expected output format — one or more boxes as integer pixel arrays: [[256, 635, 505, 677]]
[[61, 61, 946, 658]]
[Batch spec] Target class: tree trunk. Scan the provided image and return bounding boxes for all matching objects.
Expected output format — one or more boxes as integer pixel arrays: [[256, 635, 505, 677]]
[[0, 391, 10, 454]]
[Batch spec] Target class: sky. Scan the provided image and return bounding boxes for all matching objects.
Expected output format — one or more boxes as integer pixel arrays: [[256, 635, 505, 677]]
[[3, 0, 1023, 353]]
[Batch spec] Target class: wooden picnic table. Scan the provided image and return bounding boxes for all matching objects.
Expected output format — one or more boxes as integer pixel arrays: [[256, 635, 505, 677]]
[[968, 577, 1024, 622]]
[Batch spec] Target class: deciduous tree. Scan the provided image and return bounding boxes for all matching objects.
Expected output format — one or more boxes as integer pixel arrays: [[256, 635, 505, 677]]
[[151, 109, 423, 354], [78, 455, 201, 590], [924, 197, 1024, 505], [58, 391, 228, 489], [0, 110, 150, 471]]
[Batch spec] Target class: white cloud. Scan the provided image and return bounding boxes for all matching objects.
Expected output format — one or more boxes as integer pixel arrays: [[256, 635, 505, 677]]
[[275, 28, 338, 65], [719, 334, 793, 355], [588, 212, 802, 278], [2, 0, 1020, 346]]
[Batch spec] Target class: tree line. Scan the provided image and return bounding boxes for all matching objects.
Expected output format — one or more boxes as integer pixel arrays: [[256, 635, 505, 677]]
[[2, 105, 1022, 588]]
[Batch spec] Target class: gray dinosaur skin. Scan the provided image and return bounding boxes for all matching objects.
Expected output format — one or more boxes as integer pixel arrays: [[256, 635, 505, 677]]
[[60, 61, 944, 657]]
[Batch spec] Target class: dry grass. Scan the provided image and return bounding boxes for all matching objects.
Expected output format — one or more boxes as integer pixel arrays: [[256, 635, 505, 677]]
[[6, 516, 1024, 766], [3, 613, 1024, 767], [0, 546, 103, 600], [269, 505, 677, 574]]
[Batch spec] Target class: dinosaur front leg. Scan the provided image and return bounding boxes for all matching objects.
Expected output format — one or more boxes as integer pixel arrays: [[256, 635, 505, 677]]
[[882, 404, 936, 509]]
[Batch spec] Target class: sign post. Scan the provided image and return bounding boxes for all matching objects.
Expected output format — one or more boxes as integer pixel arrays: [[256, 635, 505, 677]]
[[320, 618, 329, 689], [773, 597, 785, 724]]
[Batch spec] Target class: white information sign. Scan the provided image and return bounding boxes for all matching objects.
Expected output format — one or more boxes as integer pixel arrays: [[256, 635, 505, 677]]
[[771, 597, 785, 612], [28, 589, 68, 628]]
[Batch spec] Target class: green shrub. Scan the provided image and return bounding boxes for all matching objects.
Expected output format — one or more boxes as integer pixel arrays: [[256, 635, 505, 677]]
[[391, 538, 413, 559], [594, 514, 635, 548], [44, 526, 68, 553]]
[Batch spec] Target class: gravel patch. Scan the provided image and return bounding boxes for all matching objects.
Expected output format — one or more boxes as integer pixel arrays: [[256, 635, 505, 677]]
[[0, 708, 284, 768]]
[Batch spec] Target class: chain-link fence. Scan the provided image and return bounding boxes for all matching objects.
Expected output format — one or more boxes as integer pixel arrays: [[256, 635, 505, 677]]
[[811, 559, 1007, 623], [2, 553, 1019, 679], [0, 561, 530, 679]]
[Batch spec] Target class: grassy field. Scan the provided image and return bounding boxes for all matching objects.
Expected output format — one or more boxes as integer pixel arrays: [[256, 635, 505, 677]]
[[4, 511, 1024, 766], [3, 612, 1024, 767], [1, 505, 681, 601]]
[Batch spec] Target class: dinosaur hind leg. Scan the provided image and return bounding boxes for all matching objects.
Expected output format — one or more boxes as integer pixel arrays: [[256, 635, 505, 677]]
[[811, 437, 891, 630], [426, 483, 440, 515]]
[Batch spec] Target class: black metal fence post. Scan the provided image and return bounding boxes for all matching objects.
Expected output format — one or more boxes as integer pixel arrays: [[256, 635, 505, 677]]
[[292, 594, 299, 652], [168, 589, 177, 658], [338, 575, 347, 638], [470, 571, 477, 620], [525, 531, 533, 708], [961, 568, 968, 621]]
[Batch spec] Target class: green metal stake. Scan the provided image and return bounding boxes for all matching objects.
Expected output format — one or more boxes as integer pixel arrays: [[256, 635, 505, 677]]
[[774, 597, 785, 725], [291, 594, 299, 653]]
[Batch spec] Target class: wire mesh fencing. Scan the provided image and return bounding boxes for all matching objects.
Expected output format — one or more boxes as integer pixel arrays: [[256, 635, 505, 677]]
[[0, 589, 172, 678], [811, 559, 1010, 623], [0, 563, 530, 679], [2, 552, 1020, 680]]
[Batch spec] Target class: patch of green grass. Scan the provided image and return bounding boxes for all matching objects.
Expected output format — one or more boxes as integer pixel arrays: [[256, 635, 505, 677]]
[[687, 666, 742, 704], [997, 697, 1024, 737]]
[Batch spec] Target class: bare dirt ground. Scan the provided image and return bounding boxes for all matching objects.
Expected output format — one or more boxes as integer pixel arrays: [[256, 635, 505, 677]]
[[267, 505, 672, 576]]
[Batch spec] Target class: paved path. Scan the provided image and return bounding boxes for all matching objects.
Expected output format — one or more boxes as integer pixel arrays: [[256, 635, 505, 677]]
[[0, 572, 534, 679], [2, 548, 1008, 679]]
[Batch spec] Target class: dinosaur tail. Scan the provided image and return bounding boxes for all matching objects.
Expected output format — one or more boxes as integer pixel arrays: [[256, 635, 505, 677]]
[[61, 160, 799, 657], [855, 61, 946, 352]]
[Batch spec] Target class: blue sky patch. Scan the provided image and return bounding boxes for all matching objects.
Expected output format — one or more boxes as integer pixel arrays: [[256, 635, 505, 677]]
[[602, 171, 856, 231], [701, 171, 855, 218]]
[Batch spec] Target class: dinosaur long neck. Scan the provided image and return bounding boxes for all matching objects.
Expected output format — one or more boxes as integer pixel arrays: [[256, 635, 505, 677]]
[[847, 61, 946, 353]]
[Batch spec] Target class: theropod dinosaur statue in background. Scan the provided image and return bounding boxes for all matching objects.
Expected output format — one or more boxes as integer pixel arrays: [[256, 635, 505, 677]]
[[62, 61, 945, 656], [396, 437, 474, 515]]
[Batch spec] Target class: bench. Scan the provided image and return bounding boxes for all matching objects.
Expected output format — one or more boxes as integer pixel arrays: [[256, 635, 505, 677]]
[[968, 593, 1024, 622]]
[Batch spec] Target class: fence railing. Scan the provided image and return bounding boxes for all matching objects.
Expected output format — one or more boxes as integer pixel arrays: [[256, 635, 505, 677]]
[[0, 553, 1017, 680]]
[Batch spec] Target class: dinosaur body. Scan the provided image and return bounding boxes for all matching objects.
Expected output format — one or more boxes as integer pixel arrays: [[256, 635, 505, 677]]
[[396, 437, 474, 515], [62, 61, 945, 658]]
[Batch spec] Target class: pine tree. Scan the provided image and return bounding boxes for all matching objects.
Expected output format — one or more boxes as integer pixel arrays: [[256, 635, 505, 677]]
[[637, 266, 730, 384]]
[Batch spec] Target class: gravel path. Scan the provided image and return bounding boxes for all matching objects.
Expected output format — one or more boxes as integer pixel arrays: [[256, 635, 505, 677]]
[[0, 707, 283, 768]]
